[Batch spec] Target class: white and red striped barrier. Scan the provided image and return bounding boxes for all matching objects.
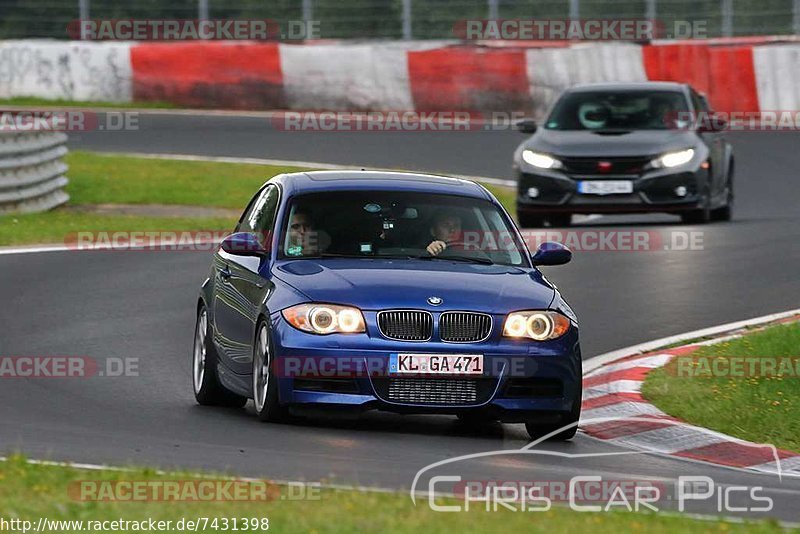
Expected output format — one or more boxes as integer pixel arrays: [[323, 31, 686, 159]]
[[580, 319, 800, 476], [1, 39, 799, 115]]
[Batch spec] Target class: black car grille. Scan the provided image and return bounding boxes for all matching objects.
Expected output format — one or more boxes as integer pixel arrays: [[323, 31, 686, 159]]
[[372, 377, 497, 406], [439, 312, 492, 343], [377, 310, 433, 341], [561, 156, 652, 176]]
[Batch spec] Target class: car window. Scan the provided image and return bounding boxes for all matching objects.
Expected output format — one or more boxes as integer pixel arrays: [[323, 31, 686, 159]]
[[279, 191, 528, 267], [690, 88, 711, 113], [236, 184, 280, 244], [545, 90, 690, 131]]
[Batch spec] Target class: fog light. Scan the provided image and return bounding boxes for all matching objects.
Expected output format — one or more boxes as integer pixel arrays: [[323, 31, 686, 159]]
[[675, 186, 688, 197], [527, 187, 540, 198]]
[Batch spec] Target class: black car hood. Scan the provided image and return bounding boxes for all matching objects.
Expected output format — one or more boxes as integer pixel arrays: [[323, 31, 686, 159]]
[[521, 129, 699, 158]]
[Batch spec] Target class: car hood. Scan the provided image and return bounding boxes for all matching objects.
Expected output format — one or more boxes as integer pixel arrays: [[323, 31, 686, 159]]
[[519, 129, 698, 158], [272, 259, 555, 313]]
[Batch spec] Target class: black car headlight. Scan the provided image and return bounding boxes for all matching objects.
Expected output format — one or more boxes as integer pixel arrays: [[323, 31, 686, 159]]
[[650, 148, 695, 169], [502, 311, 571, 341], [522, 150, 563, 170]]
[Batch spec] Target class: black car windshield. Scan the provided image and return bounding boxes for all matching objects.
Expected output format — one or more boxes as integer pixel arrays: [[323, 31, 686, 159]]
[[279, 191, 528, 267], [545, 90, 691, 131]]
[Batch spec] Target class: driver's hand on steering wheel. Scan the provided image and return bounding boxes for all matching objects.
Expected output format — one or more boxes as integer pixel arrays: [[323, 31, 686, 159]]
[[426, 240, 447, 256]]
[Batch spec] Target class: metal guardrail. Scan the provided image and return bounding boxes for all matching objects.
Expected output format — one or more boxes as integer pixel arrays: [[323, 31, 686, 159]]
[[0, 130, 69, 214]]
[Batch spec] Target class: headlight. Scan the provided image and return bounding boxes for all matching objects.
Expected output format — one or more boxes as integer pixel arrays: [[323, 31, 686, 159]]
[[282, 304, 365, 334], [502, 311, 571, 341], [522, 150, 563, 170], [652, 148, 695, 169]]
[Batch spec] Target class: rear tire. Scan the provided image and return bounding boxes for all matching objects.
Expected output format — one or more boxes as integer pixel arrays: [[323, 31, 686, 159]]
[[192, 305, 247, 408], [252, 320, 292, 423], [525, 398, 581, 441]]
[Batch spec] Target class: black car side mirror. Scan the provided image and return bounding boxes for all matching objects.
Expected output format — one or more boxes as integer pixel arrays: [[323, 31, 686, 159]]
[[515, 118, 538, 134], [220, 232, 268, 257], [532, 241, 572, 266]]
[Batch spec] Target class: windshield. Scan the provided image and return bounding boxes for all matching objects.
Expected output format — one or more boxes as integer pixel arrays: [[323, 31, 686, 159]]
[[279, 191, 528, 267], [545, 90, 690, 131]]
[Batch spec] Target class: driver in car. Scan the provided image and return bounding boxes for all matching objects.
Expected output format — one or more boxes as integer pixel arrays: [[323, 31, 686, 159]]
[[426, 212, 463, 256], [285, 208, 320, 257]]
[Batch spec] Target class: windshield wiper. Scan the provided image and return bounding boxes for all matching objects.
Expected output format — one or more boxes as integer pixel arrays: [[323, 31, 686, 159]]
[[417, 255, 494, 265]]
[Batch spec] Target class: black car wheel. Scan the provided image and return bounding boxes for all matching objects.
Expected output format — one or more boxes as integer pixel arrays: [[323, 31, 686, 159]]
[[525, 396, 581, 441], [680, 188, 711, 224], [192, 305, 247, 407], [517, 211, 546, 228], [547, 214, 572, 227], [712, 169, 734, 222], [253, 320, 292, 423]]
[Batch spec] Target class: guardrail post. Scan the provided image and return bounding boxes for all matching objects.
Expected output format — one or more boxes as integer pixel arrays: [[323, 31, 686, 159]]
[[721, 0, 734, 37], [402, 0, 412, 40], [0, 129, 70, 215]]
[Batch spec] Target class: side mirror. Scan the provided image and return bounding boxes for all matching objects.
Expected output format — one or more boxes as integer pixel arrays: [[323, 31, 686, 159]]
[[220, 232, 268, 257], [515, 118, 538, 134], [532, 241, 572, 266]]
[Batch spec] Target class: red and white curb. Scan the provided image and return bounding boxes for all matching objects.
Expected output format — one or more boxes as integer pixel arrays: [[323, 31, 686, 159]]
[[579, 311, 800, 478]]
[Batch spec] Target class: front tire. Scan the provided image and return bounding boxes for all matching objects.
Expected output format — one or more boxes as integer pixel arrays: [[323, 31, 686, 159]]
[[547, 214, 572, 227], [192, 305, 247, 407], [680, 190, 711, 224], [712, 171, 734, 222], [516, 210, 546, 228], [252, 320, 291, 423], [525, 397, 581, 441]]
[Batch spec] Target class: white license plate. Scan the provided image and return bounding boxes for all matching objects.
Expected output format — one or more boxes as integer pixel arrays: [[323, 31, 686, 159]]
[[578, 180, 634, 195], [389, 353, 483, 375]]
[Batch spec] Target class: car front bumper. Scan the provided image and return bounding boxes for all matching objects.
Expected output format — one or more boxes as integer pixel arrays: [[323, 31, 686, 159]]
[[269, 313, 582, 422], [516, 166, 709, 215]]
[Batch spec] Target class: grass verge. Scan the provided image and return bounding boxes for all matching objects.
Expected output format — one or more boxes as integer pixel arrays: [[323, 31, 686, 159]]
[[0, 455, 787, 533], [642, 321, 800, 452], [0, 97, 176, 109], [0, 151, 516, 246]]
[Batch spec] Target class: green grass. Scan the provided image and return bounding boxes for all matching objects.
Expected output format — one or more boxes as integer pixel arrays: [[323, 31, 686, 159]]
[[0, 151, 517, 246], [0, 211, 235, 247], [0, 455, 788, 533], [64, 152, 307, 209], [642, 322, 800, 452], [0, 97, 176, 109]]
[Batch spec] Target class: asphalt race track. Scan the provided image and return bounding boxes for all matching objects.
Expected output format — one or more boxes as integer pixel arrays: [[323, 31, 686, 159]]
[[1, 112, 799, 521]]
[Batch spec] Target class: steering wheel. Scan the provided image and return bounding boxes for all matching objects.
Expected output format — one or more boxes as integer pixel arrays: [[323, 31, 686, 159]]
[[437, 240, 493, 261]]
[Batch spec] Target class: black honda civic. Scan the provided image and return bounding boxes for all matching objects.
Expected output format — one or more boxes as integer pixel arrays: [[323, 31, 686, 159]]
[[513, 82, 734, 227]]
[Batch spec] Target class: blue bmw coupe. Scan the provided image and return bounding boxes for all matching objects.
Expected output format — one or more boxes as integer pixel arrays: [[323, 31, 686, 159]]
[[192, 171, 582, 440]]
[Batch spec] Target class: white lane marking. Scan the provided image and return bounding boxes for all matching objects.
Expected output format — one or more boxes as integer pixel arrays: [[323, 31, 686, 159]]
[[584, 353, 674, 379], [582, 379, 643, 401], [581, 401, 664, 422], [750, 456, 800, 476], [583, 309, 800, 374], [0, 238, 220, 256], [610, 424, 731, 455]]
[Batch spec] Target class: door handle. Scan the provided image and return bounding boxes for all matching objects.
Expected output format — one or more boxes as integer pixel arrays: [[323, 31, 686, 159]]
[[218, 265, 232, 282]]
